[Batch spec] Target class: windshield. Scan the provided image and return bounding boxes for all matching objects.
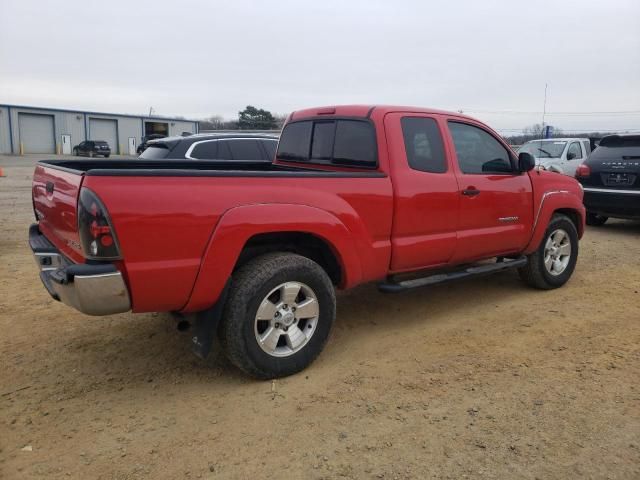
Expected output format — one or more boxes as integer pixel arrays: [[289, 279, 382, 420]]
[[518, 141, 567, 158]]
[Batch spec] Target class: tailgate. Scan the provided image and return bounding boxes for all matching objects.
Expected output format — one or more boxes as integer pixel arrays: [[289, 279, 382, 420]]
[[32, 163, 85, 262]]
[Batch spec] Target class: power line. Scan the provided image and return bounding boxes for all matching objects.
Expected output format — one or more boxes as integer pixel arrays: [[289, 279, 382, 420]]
[[462, 109, 640, 116], [495, 128, 640, 133]]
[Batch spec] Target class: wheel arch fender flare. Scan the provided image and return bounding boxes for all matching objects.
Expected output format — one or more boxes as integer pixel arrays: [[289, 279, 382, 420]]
[[524, 190, 585, 255], [182, 203, 363, 313]]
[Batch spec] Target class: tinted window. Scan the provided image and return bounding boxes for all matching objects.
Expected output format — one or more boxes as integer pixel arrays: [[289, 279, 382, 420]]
[[401, 117, 447, 173], [189, 141, 218, 159], [262, 139, 277, 160], [311, 122, 335, 160], [95, 141, 108, 146], [333, 120, 377, 166], [277, 121, 312, 161], [448, 122, 512, 174], [217, 141, 231, 159], [567, 142, 582, 159], [277, 119, 376, 167], [139, 145, 170, 159], [227, 139, 262, 160]]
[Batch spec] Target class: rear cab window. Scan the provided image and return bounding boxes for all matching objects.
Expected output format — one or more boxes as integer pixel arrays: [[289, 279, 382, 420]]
[[277, 119, 377, 168], [400, 117, 447, 173]]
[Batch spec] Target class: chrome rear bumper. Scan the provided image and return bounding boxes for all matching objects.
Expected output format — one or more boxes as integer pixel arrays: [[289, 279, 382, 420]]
[[29, 224, 131, 316]]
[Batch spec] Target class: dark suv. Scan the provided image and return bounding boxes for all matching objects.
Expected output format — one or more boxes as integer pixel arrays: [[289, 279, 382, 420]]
[[73, 140, 111, 158], [575, 134, 640, 225], [139, 133, 278, 162]]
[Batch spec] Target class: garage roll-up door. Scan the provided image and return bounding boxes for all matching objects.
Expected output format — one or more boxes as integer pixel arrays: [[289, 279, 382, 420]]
[[18, 113, 55, 154], [89, 118, 118, 154]]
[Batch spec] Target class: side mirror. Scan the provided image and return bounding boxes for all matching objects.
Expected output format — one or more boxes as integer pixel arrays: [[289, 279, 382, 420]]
[[567, 152, 576, 160], [518, 152, 536, 172]]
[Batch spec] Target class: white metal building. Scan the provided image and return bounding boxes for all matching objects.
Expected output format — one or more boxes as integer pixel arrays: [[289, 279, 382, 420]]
[[0, 104, 199, 155]]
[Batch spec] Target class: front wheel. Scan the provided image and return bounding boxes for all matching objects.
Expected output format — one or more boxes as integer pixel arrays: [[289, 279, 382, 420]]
[[72, 148, 78, 156], [220, 253, 336, 379], [519, 214, 579, 290], [586, 212, 608, 226]]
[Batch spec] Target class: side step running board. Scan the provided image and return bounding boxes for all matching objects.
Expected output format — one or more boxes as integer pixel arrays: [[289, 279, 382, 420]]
[[378, 256, 528, 293]]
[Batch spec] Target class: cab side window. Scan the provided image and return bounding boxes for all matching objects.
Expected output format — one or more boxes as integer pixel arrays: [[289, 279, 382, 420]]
[[400, 117, 447, 173], [567, 142, 583, 160], [448, 122, 513, 174]]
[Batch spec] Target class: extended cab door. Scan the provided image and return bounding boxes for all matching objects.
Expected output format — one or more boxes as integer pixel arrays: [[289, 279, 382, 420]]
[[444, 119, 533, 263], [385, 113, 460, 272]]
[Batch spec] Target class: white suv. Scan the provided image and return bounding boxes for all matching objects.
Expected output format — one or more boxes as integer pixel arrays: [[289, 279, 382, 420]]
[[517, 138, 591, 176]]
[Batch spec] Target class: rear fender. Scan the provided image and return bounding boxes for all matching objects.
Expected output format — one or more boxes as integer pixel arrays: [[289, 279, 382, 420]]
[[182, 204, 362, 313], [524, 190, 585, 254]]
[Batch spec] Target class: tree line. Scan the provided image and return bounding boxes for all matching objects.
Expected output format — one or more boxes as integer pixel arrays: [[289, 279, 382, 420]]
[[199, 106, 287, 131]]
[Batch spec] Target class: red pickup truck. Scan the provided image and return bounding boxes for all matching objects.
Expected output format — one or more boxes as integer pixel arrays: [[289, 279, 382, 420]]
[[30, 105, 585, 378]]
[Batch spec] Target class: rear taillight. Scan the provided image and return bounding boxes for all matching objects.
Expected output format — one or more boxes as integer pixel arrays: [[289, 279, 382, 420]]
[[575, 163, 591, 178], [77, 188, 122, 260]]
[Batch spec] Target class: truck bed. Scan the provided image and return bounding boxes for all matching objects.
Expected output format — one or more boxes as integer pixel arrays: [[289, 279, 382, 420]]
[[38, 159, 386, 178]]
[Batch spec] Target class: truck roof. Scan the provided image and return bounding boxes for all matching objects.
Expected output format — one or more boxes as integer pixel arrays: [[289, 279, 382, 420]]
[[289, 105, 479, 122]]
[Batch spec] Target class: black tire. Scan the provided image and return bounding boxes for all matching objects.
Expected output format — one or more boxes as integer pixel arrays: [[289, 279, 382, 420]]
[[220, 253, 336, 379], [72, 148, 78, 156], [104, 154, 110, 158], [586, 212, 608, 226], [519, 214, 579, 290]]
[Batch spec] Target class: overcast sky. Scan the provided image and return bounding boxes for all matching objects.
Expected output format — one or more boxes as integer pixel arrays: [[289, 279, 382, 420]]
[[1, 0, 639, 134]]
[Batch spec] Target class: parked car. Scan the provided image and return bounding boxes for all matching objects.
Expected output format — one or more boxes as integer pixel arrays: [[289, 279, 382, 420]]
[[139, 133, 279, 162], [517, 138, 591, 176], [30, 105, 585, 379], [136, 134, 167, 154], [72, 140, 111, 158], [575, 134, 640, 225]]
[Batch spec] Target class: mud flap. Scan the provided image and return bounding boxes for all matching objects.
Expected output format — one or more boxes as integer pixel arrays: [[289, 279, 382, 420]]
[[188, 282, 230, 360]]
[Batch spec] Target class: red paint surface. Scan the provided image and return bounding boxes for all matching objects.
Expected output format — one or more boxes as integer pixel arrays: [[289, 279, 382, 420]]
[[33, 105, 585, 314]]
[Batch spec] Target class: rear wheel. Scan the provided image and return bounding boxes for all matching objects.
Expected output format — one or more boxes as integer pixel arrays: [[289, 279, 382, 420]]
[[220, 253, 336, 379], [586, 212, 608, 226], [519, 214, 579, 290]]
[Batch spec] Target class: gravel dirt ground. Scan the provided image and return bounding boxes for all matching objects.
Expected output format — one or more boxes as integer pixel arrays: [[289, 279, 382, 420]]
[[1, 155, 639, 480]]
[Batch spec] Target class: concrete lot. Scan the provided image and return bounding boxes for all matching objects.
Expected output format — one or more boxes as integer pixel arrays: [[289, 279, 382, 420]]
[[1, 154, 639, 479]]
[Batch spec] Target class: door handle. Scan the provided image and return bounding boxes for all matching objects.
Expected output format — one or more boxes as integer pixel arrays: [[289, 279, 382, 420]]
[[462, 188, 480, 197]]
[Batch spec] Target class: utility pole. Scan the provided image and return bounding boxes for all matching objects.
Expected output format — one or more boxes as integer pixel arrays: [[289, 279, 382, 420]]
[[541, 83, 548, 139], [148, 106, 154, 117]]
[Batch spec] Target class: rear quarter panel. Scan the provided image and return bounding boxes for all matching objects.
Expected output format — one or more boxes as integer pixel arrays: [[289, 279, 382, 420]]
[[82, 174, 393, 313]]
